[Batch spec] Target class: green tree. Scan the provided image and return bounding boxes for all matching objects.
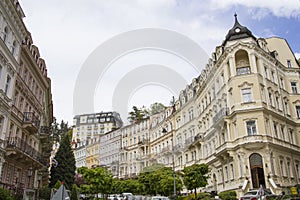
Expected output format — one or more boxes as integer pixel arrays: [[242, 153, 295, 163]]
[[49, 133, 76, 190], [128, 106, 149, 123], [70, 184, 79, 200], [149, 102, 165, 115], [138, 165, 182, 196], [182, 164, 209, 197], [78, 166, 113, 197]]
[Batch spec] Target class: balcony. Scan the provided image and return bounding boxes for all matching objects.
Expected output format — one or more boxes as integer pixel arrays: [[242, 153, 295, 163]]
[[6, 137, 45, 166], [161, 146, 172, 154], [213, 107, 229, 124], [185, 136, 195, 146], [23, 112, 40, 133], [39, 126, 51, 141], [138, 139, 149, 145]]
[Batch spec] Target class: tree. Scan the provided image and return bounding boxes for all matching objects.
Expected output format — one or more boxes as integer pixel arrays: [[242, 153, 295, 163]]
[[149, 102, 165, 115], [182, 164, 209, 197], [70, 184, 79, 200], [49, 132, 76, 190], [78, 166, 113, 197], [128, 106, 149, 123], [138, 165, 182, 196], [298, 58, 300, 65]]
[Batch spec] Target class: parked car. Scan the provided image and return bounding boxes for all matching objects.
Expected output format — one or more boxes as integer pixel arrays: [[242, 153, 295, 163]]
[[240, 189, 275, 200], [151, 196, 169, 200]]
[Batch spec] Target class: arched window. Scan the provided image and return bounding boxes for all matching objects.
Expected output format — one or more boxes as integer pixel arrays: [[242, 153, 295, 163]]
[[235, 50, 250, 75], [2, 27, 8, 42]]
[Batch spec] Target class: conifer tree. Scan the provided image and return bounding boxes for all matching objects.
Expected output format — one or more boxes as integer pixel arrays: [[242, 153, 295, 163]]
[[49, 131, 76, 190]]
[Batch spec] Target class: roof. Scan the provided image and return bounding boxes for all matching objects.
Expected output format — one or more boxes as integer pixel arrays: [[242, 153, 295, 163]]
[[223, 13, 256, 46]]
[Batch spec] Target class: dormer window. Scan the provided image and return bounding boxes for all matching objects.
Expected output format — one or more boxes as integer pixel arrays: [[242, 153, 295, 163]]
[[287, 60, 292, 68]]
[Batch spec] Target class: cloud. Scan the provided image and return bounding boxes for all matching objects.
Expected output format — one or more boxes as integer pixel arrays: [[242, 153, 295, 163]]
[[18, 0, 300, 123], [295, 52, 300, 59], [210, 0, 300, 19]]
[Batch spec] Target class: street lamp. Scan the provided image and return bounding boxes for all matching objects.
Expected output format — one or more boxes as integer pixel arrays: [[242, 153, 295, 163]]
[[162, 127, 176, 200]]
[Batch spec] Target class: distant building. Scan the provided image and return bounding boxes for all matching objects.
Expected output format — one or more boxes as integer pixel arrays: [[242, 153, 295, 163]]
[[72, 111, 122, 168], [99, 129, 122, 177]]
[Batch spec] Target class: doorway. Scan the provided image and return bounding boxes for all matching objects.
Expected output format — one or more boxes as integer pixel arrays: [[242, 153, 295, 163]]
[[249, 153, 266, 188]]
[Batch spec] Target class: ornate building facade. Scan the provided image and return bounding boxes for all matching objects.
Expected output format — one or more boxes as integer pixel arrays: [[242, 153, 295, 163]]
[[0, 0, 53, 199], [113, 15, 300, 197]]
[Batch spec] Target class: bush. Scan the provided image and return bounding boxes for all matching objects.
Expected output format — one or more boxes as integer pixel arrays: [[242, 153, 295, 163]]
[[218, 190, 237, 200], [39, 186, 51, 200], [0, 187, 14, 200], [196, 192, 211, 200]]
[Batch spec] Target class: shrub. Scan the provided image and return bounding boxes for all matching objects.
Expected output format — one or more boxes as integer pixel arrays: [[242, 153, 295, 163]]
[[196, 192, 211, 200], [0, 187, 14, 200], [218, 190, 237, 200]]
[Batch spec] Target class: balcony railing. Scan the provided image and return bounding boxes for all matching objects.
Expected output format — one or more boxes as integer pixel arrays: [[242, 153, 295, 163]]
[[23, 112, 40, 132], [213, 107, 229, 124], [138, 139, 149, 145], [6, 137, 46, 165], [185, 136, 195, 145]]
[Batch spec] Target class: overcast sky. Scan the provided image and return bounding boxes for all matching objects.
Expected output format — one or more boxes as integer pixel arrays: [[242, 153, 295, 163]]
[[18, 0, 300, 124]]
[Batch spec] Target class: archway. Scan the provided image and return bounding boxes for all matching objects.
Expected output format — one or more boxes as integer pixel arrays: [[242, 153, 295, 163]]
[[249, 153, 266, 188]]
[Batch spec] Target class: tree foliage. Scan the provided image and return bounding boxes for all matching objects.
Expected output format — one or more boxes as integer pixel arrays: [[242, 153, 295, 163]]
[[182, 164, 209, 196], [49, 133, 76, 190], [78, 166, 113, 197], [0, 188, 14, 200], [139, 166, 182, 196], [150, 102, 165, 115], [128, 106, 149, 123]]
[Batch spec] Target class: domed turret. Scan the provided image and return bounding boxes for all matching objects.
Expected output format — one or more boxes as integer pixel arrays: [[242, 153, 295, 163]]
[[223, 13, 256, 46]]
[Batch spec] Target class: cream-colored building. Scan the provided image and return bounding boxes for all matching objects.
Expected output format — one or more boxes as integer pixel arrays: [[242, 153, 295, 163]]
[[119, 119, 150, 178], [0, 1, 53, 199], [116, 15, 300, 197]]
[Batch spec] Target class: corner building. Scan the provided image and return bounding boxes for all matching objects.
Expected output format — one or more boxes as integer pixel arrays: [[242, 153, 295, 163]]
[[169, 15, 300, 195], [117, 15, 300, 196]]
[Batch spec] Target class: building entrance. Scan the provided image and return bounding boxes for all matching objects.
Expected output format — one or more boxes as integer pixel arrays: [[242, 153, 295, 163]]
[[249, 153, 266, 188]]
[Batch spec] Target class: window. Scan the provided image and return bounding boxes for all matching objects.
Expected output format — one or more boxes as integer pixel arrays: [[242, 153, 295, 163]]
[[242, 88, 253, 103], [274, 122, 278, 137], [11, 41, 16, 55], [2, 27, 8, 42], [287, 60, 292, 68], [271, 71, 275, 82], [4, 75, 11, 95], [0, 65, 2, 80], [246, 121, 257, 135], [269, 92, 273, 106], [289, 129, 294, 144], [264, 66, 268, 78], [281, 125, 285, 141], [237, 66, 251, 75], [296, 106, 300, 119], [291, 82, 297, 94]]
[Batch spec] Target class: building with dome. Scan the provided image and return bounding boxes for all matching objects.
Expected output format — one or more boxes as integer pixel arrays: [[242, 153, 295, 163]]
[[116, 14, 300, 196]]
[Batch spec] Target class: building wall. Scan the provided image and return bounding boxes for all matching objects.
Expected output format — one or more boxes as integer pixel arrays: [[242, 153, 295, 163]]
[[72, 111, 122, 169], [0, 0, 53, 198], [112, 20, 300, 197]]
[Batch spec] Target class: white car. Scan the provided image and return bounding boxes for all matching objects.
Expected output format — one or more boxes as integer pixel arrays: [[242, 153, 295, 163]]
[[151, 196, 169, 200]]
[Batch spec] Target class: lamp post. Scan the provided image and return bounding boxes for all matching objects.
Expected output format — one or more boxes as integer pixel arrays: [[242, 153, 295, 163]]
[[162, 127, 176, 200]]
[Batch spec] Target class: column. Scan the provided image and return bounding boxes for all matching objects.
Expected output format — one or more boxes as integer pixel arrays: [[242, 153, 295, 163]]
[[250, 53, 258, 73], [228, 57, 235, 77]]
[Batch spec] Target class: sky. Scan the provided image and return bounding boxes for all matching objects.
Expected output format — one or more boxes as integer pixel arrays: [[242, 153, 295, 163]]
[[18, 0, 300, 125]]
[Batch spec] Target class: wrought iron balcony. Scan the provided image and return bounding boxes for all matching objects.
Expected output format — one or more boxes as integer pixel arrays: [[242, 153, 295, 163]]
[[23, 112, 40, 133], [6, 137, 46, 166]]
